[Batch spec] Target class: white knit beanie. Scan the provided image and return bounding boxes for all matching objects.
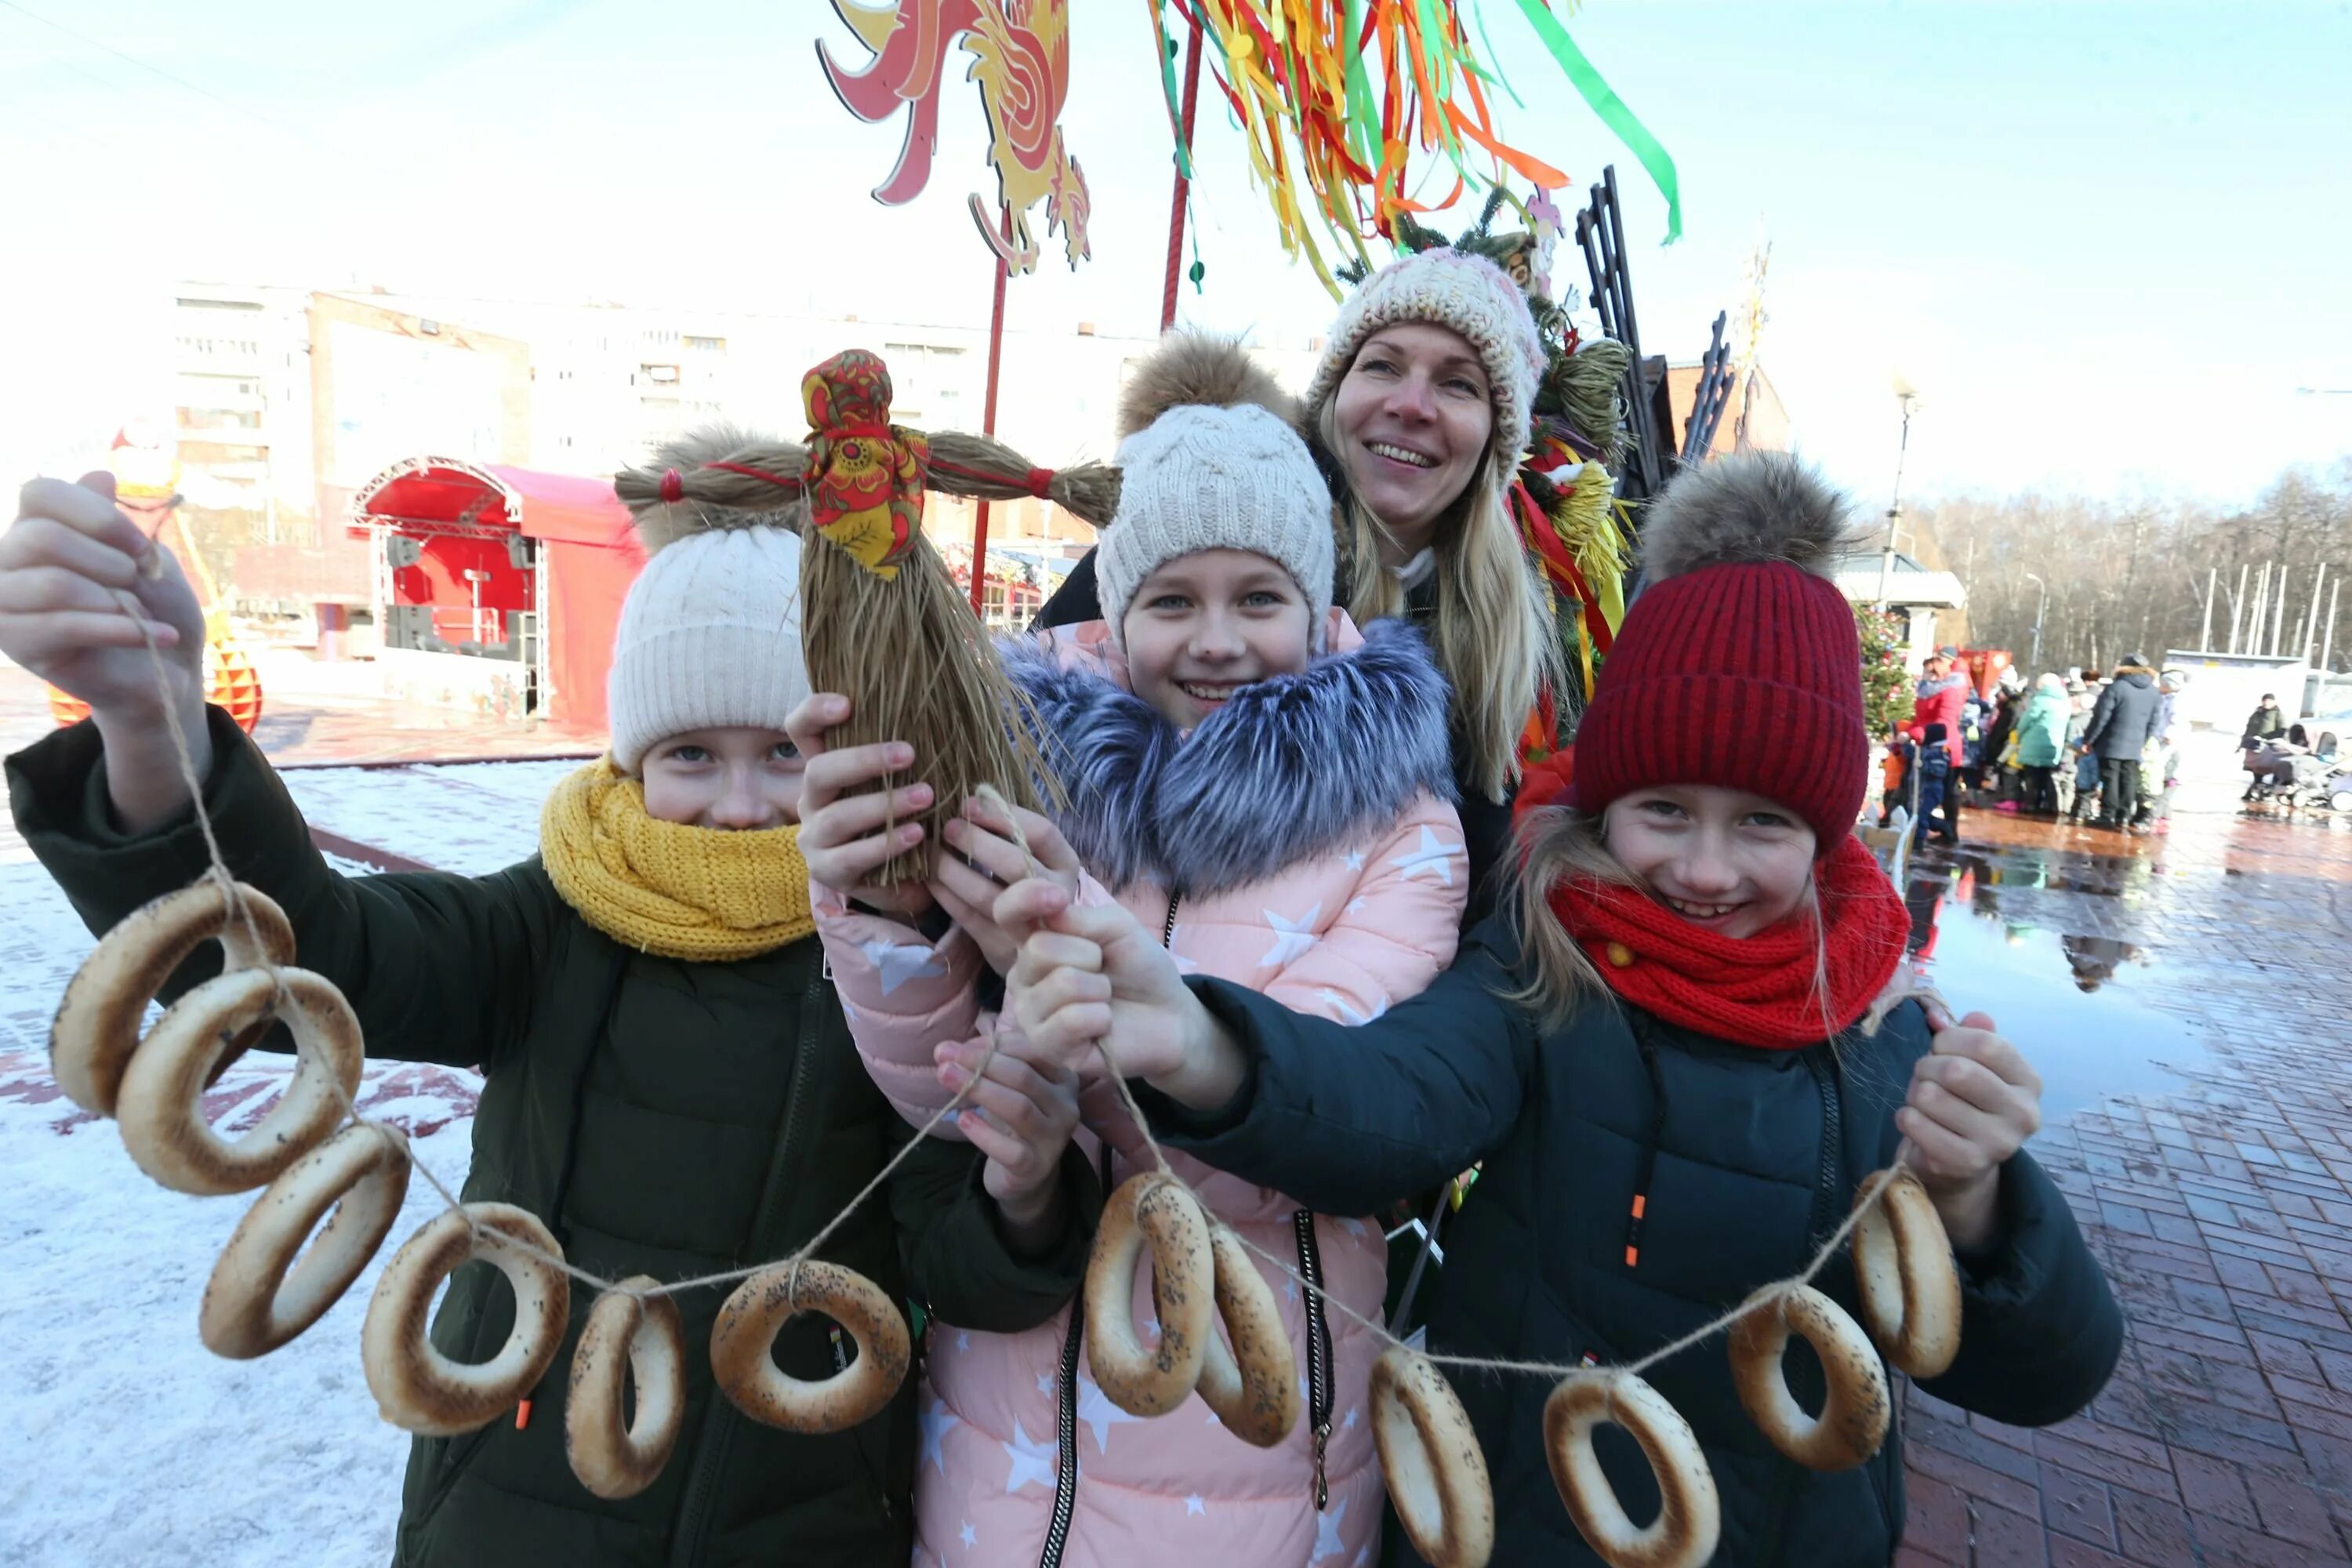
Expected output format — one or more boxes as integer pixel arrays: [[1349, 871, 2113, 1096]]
[[1096, 402, 1335, 653], [1303, 248, 1547, 472], [606, 523, 809, 773]]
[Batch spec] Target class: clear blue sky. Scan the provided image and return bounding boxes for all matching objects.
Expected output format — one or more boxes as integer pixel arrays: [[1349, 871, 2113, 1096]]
[[3, 0, 2347, 511]]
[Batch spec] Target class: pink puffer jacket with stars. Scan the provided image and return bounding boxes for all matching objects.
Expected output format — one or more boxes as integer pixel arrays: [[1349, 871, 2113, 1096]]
[[815, 615, 1467, 1568]]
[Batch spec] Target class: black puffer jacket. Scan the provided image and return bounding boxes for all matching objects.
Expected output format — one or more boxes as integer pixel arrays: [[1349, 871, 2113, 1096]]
[[2081, 666, 2162, 760], [1138, 919, 2122, 1567]]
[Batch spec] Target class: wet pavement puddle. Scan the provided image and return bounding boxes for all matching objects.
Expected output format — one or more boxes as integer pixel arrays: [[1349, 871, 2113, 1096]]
[[1898, 850, 2213, 1127]]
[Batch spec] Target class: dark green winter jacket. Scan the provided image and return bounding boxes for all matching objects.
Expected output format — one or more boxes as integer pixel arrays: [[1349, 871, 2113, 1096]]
[[8, 710, 1096, 1568], [1135, 917, 2122, 1568]]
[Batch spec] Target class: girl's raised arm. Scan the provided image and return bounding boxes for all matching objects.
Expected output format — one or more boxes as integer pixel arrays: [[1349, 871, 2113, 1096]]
[[1006, 879, 1535, 1217]]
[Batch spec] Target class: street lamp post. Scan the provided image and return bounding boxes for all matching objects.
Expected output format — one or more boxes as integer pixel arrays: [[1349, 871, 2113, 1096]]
[[2026, 572, 2047, 674], [1875, 386, 1921, 608]]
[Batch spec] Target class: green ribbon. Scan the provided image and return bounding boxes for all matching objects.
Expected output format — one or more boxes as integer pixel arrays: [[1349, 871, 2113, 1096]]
[[1153, 2, 1194, 180], [1471, 0, 1526, 110], [1510, 0, 1682, 244], [1341, 0, 1381, 172]]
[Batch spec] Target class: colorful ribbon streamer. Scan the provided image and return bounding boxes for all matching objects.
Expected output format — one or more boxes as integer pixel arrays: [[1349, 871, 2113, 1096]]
[[1508, 0, 1681, 242]]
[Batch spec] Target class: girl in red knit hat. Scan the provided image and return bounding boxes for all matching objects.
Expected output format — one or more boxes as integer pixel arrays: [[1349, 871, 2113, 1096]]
[[993, 452, 2120, 1566]]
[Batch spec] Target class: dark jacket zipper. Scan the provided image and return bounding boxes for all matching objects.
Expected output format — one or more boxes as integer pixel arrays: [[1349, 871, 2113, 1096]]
[[1039, 1145, 1116, 1568], [1040, 894, 1183, 1566], [668, 960, 831, 1568], [1294, 1210, 1335, 1509], [1756, 1047, 1847, 1565]]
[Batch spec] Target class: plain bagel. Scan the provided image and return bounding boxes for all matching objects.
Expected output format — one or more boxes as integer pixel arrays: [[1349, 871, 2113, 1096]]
[[1544, 1368, 1721, 1568], [1083, 1174, 1214, 1417], [50, 877, 295, 1116], [1726, 1284, 1890, 1472], [709, 1261, 910, 1434], [566, 1279, 686, 1499], [1194, 1221, 1298, 1448], [1372, 1344, 1495, 1568], [1851, 1167, 1963, 1377], [361, 1203, 571, 1436], [200, 1122, 412, 1359], [114, 966, 365, 1196]]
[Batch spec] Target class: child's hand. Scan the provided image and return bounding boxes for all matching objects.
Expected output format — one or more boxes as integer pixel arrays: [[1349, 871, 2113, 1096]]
[[4, 476, 212, 830], [1896, 1007, 2044, 1254], [929, 794, 1083, 975], [2, 476, 205, 718], [786, 694, 935, 919], [996, 879, 1247, 1111], [936, 1026, 1082, 1247]]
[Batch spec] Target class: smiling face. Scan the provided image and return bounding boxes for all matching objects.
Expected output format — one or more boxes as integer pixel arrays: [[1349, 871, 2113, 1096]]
[[1120, 549, 1314, 730], [637, 726, 806, 829], [1329, 322, 1494, 557], [1602, 784, 1819, 938]]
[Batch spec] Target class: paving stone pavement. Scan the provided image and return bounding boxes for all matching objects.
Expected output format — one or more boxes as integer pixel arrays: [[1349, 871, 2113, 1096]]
[[1895, 774, 2352, 1566]]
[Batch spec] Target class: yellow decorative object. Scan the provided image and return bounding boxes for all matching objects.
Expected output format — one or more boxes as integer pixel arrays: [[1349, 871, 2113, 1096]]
[[1548, 463, 1629, 637], [818, 1, 1091, 274], [801, 350, 929, 582], [539, 760, 816, 962]]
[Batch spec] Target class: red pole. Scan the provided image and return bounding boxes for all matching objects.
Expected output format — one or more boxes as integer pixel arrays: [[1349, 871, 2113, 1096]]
[[1160, 8, 1207, 332], [972, 205, 1011, 613]]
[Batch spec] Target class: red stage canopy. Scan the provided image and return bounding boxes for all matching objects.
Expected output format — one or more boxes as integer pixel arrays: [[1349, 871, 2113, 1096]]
[[350, 457, 647, 732], [349, 458, 636, 548]]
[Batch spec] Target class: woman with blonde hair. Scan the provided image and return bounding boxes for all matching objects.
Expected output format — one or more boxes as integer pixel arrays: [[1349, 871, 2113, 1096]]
[[1038, 251, 1562, 920]]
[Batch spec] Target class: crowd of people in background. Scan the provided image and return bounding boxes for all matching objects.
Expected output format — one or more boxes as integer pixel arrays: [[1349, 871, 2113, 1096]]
[[1881, 647, 2190, 847]]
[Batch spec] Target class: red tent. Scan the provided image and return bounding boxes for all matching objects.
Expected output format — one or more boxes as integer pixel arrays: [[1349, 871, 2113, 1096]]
[[350, 458, 647, 731]]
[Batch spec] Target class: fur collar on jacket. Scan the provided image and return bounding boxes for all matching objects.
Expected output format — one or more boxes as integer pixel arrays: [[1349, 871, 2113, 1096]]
[[1004, 618, 1456, 896]]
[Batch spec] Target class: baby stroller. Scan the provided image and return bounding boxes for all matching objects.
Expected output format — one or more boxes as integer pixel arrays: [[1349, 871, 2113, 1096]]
[[2317, 733, 2352, 814], [2243, 737, 2350, 812]]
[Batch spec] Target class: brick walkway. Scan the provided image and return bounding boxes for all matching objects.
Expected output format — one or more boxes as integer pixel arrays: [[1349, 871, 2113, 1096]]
[[1896, 776, 2352, 1566]]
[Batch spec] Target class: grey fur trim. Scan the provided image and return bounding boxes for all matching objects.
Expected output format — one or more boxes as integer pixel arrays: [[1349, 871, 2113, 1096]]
[[1637, 451, 1859, 583], [632, 423, 806, 554], [1116, 333, 1302, 441], [1003, 619, 1456, 896]]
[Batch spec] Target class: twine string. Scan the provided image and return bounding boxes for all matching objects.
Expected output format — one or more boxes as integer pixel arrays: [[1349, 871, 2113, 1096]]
[[974, 785, 1936, 1392], [107, 584, 1004, 1311], [104, 564, 1944, 1395]]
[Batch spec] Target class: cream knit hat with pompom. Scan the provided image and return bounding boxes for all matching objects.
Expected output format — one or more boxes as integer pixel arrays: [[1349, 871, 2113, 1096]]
[[1303, 248, 1546, 471], [1095, 401, 1335, 653]]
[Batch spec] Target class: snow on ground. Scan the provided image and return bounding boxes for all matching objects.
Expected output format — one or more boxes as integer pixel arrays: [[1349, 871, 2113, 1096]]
[[0, 761, 554, 1566], [277, 759, 574, 877], [0, 1055, 482, 1567], [2, 760, 564, 1057]]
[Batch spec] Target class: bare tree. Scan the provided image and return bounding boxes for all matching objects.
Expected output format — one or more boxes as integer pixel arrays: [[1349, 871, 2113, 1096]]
[[1905, 463, 2351, 675]]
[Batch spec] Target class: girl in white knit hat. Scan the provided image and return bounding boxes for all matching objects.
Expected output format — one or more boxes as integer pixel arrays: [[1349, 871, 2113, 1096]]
[[1, 443, 1095, 1566], [795, 338, 1468, 1568], [1034, 249, 1567, 927]]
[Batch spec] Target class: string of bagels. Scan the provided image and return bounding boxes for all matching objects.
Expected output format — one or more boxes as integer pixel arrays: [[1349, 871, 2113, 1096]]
[[49, 348, 1964, 1568]]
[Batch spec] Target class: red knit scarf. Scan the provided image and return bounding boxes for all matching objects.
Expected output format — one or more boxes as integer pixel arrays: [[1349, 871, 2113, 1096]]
[[1547, 835, 1911, 1049]]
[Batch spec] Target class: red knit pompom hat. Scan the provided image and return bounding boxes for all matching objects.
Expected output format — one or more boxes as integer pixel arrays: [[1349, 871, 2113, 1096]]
[[1571, 453, 1867, 853]]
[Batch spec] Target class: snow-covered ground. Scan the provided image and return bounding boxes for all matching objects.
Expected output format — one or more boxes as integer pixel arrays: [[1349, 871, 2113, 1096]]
[[0, 761, 568, 1566]]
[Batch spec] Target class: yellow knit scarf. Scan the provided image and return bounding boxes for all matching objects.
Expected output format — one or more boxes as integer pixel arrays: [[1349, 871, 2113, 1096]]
[[539, 758, 815, 961]]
